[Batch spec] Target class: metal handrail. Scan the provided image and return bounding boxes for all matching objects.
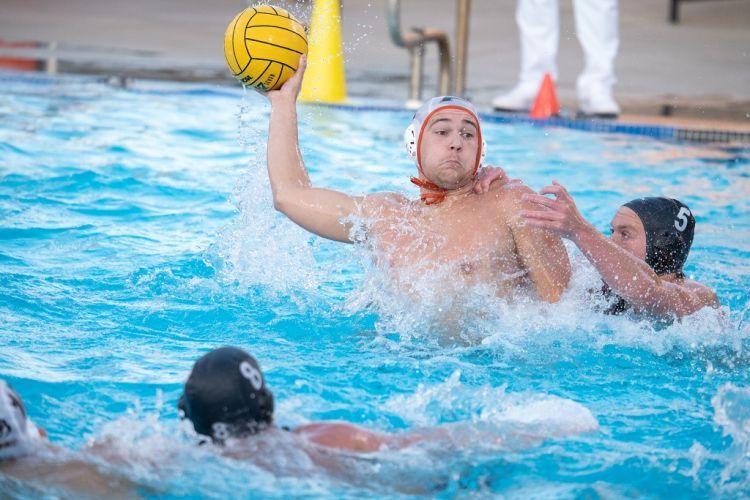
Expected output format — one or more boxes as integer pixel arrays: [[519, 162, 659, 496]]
[[454, 0, 471, 96], [386, 0, 452, 106]]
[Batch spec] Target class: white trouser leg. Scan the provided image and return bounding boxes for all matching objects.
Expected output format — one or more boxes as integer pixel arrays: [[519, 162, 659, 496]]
[[573, 0, 619, 96], [517, 0, 559, 90]]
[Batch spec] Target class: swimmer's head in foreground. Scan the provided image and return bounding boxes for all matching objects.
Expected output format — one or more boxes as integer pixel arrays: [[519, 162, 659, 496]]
[[613, 197, 695, 277], [179, 347, 274, 442], [0, 379, 43, 460], [404, 96, 488, 204]]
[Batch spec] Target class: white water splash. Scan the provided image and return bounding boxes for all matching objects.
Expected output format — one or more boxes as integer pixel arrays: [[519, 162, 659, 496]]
[[384, 370, 598, 437], [343, 231, 748, 361], [711, 383, 750, 493], [88, 392, 340, 496], [212, 93, 322, 308]]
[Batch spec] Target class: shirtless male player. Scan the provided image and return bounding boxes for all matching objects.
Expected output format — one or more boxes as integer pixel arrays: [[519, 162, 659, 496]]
[[265, 57, 570, 302]]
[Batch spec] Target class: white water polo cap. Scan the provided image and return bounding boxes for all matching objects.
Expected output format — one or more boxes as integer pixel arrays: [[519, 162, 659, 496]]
[[403, 95, 487, 176], [0, 380, 41, 460]]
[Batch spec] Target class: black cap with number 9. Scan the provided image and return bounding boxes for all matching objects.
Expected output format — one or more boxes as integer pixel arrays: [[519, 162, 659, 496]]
[[179, 347, 274, 441]]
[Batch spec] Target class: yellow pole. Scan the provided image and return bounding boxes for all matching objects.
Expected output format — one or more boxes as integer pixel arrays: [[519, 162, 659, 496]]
[[299, 0, 347, 103]]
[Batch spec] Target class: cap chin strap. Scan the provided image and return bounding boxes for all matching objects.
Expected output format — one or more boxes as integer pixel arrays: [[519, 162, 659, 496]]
[[409, 176, 448, 205]]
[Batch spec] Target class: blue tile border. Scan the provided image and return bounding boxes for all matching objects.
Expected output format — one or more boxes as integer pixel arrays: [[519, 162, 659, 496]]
[[307, 101, 749, 146], [480, 112, 679, 141]]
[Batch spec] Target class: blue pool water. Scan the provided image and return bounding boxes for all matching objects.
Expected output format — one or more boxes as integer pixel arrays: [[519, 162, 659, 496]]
[[1, 73, 749, 497]]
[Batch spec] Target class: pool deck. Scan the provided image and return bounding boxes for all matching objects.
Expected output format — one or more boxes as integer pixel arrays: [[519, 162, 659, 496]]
[[1, 0, 748, 141]]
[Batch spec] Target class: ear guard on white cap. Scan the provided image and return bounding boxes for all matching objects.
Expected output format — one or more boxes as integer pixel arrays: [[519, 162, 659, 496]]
[[404, 123, 418, 160], [403, 96, 488, 170], [0, 380, 41, 460]]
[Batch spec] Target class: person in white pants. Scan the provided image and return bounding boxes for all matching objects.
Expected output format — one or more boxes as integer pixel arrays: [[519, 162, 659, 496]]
[[493, 0, 620, 117]]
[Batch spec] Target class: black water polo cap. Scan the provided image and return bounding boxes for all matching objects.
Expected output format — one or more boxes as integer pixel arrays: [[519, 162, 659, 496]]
[[179, 347, 274, 441], [622, 197, 695, 276]]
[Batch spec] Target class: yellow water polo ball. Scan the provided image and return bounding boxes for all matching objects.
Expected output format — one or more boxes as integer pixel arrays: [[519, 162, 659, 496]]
[[224, 5, 308, 91]]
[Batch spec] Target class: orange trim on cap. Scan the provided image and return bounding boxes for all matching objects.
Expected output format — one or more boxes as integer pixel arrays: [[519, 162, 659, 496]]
[[413, 104, 483, 205], [415, 104, 483, 180]]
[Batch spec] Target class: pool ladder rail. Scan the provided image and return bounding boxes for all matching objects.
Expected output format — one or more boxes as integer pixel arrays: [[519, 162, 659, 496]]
[[386, 0, 471, 109]]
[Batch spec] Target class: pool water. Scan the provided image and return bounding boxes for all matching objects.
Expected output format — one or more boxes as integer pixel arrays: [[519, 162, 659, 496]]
[[1, 73, 749, 498]]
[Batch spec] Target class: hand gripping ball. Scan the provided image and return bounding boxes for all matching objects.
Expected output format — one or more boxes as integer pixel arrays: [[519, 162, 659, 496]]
[[224, 5, 308, 91]]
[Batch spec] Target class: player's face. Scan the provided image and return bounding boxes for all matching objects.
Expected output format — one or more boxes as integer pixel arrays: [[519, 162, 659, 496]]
[[609, 207, 647, 261], [418, 109, 479, 189], [0, 382, 28, 459]]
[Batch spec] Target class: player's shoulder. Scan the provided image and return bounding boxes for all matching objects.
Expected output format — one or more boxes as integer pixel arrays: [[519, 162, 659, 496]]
[[482, 181, 534, 210], [359, 191, 410, 217], [682, 278, 720, 308], [364, 191, 409, 204]]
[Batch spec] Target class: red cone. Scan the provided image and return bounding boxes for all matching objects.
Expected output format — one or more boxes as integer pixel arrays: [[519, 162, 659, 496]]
[[529, 73, 560, 119]]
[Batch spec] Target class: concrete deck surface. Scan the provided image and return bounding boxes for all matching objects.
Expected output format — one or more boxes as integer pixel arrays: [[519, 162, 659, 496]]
[[0, 0, 748, 125]]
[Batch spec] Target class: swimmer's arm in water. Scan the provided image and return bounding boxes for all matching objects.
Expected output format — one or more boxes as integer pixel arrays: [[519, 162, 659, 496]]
[[521, 182, 719, 318], [264, 56, 374, 243], [1, 453, 145, 498], [293, 422, 487, 452], [294, 421, 419, 452], [497, 185, 571, 302], [294, 418, 596, 455]]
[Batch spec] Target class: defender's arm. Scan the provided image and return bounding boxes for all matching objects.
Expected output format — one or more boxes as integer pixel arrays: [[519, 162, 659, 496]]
[[521, 182, 719, 318], [558, 221, 717, 317]]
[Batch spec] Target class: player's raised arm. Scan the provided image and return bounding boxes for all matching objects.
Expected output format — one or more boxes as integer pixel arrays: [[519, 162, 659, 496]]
[[264, 56, 362, 243]]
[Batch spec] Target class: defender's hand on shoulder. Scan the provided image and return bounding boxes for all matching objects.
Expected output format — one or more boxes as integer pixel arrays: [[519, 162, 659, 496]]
[[519, 181, 591, 240], [473, 165, 523, 194], [473, 165, 507, 193]]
